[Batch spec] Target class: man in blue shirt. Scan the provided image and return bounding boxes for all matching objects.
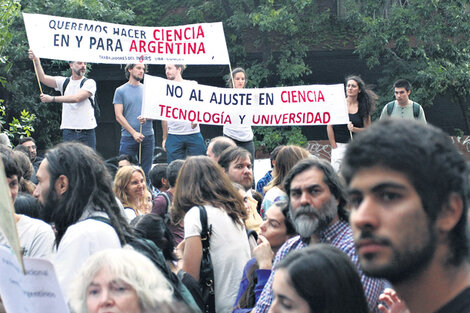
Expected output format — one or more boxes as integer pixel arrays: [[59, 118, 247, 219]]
[[114, 64, 154, 178]]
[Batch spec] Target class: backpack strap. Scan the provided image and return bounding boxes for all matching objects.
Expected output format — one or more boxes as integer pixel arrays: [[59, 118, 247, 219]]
[[386, 101, 395, 116], [62, 77, 94, 107], [412, 102, 420, 119], [198, 206, 211, 250], [198, 205, 215, 313], [86, 215, 112, 226]]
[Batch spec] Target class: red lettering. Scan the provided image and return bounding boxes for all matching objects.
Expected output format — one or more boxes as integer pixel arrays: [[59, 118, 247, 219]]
[[159, 104, 165, 115], [323, 112, 330, 123], [281, 91, 288, 103], [314, 112, 321, 123], [289, 113, 296, 124], [129, 40, 137, 52], [153, 29, 160, 40], [318, 90, 325, 102], [196, 25, 205, 39], [139, 40, 146, 52], [165, 29, 172, 41]]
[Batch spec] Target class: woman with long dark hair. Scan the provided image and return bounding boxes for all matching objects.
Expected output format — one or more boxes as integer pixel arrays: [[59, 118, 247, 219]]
[[270, 244, 370, 313], [327, 75, 377, 172], [172, 156, 251, 313]]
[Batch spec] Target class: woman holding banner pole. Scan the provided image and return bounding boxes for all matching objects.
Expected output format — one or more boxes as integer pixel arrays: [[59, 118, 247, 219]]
[[223, 68, 256, 165], [327, 75, 377, 172]]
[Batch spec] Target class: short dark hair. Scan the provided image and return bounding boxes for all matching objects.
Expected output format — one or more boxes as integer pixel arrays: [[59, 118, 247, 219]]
[[166, 159, 184, 188], [149, 163, 168, 189], [124, 64, 148, 80], [218, 146, 253, 172], [117, 154, 135, 164], [342, 119, 470, 265], [0, 146, 21, 179], [394, 79, 411, 91], [44, 142, 131, 246], [14, 192, 41, 219], [277, 244, 369, 313], [283, 158, 348, 221], [209, 136, 236, 159], [19, 137, 35, 145]]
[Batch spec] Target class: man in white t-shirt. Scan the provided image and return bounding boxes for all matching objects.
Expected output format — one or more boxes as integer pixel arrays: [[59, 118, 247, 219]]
[[161, 64, 206, 163], [28, 50, 97, 149]]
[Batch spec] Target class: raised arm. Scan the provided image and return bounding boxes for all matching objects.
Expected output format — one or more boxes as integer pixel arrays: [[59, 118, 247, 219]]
[[28, 49, 57, 88]]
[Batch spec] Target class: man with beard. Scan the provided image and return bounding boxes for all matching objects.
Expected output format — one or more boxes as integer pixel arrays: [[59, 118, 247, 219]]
[[253, 158, 386, 313], [342, 119, 470, 313], [113, 64, 154, 179], [218, 146, 263, 232], [28, 50, 97, 149], [33, 142, 131, 300]]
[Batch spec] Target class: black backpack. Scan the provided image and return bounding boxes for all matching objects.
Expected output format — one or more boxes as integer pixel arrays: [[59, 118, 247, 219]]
[[62, 77, 101, 120]]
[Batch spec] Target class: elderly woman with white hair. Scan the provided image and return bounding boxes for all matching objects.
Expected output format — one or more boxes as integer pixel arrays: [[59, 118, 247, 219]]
[[69, 248, 174, 313]]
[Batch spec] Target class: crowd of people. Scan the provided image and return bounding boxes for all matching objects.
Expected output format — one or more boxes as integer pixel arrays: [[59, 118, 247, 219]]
[[1, 57, 467, 313]]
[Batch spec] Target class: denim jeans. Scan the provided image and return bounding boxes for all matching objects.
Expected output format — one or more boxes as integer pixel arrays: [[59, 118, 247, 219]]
[[165, 133, 206, 164], [62, 129, 96, 150], [119, 134, 155, 178]]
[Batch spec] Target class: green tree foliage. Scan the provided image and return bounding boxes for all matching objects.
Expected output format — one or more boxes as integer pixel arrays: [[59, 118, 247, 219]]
[[0, 0, 134, 148], [344, 0, 470, 129]]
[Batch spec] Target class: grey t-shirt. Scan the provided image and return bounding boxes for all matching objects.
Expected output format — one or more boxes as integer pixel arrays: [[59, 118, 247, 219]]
[[113, 83, 154, 137]]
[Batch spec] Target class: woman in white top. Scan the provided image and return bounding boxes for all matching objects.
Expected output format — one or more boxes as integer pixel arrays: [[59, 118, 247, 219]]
[[223, 68, 255, 163], [173, 156, 251, 313], [260, 145, 310, 218]]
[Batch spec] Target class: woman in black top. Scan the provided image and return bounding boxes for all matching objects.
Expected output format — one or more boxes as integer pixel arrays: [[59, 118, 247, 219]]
[[327, 75, 377, 172]]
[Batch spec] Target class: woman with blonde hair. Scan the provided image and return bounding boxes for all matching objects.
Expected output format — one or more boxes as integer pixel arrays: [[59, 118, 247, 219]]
[[113, 165, 149, 220], [173, 156, 251, 313], [69, 248, 174, 313], [260, 145, 310, 218]]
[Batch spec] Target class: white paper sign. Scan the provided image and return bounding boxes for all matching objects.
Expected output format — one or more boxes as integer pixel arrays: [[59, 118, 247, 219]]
[[23, 13, 230, 65], [0, 247, 70, 313], [141, 75, 349, 126]]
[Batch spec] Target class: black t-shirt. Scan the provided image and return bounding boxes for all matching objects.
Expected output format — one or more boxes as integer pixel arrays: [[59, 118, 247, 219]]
[[332, 111, 364, 143], [434, 287, 470, 313]]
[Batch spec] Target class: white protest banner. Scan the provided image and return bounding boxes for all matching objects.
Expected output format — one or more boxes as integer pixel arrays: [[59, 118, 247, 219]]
[[0, 159, 24, 273], [23, 13, 230, 65], [141, 75, 349, 126], [0, 246, 70, 313]]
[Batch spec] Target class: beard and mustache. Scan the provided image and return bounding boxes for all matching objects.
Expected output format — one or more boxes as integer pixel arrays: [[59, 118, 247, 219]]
[[289, 197, 338, 239], [39, 186, 61, 224]]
